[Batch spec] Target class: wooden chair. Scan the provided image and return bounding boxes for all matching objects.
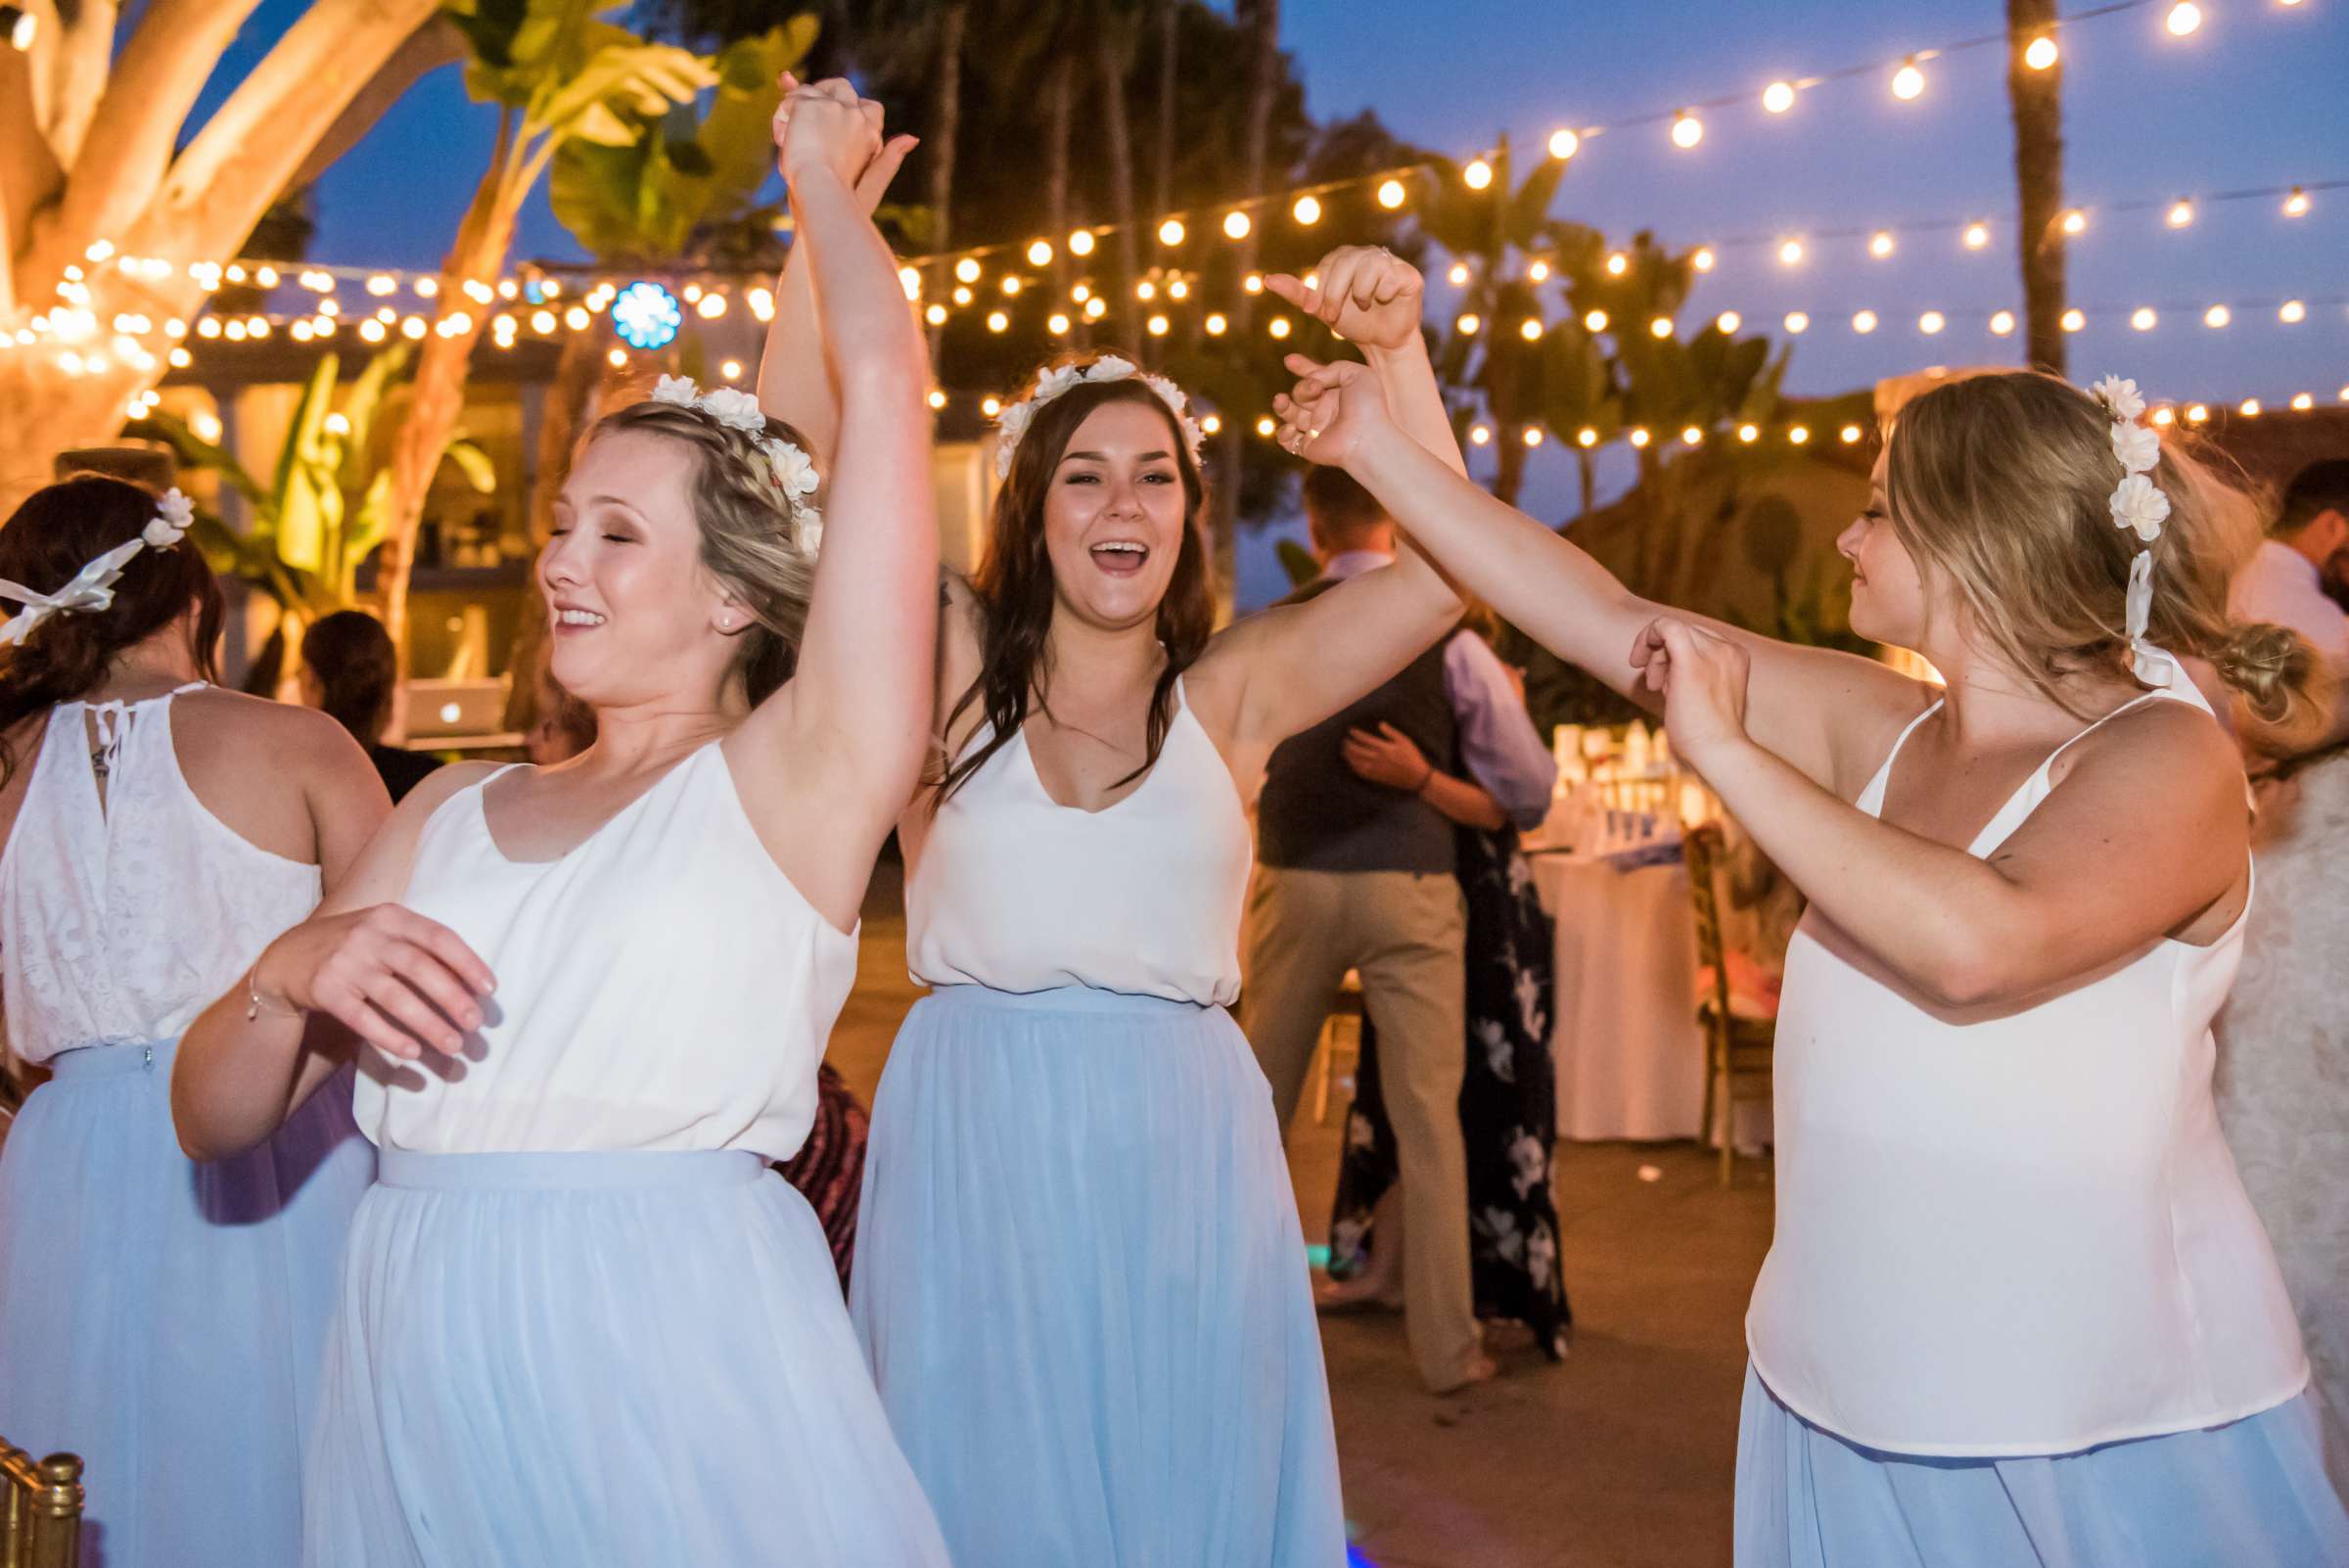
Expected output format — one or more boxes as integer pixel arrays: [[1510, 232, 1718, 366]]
[[0, 1441, 83, 1568], [1310, 970, 1366, 1125], [1685, 823, 1774, 1185]]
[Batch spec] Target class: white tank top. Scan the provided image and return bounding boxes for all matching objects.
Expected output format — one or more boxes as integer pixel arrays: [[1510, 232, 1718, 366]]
[[1, 687, 321, 1063], [907, 679, 1251, 1004], [354, 742, 857, 1159], [1747, 652, 2308, 1455]]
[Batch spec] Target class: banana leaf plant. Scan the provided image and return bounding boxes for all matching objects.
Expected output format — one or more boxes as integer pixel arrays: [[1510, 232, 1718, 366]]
[[131, 346, 493, 685]]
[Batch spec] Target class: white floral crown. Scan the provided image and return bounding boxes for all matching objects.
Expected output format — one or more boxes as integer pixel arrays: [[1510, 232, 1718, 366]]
[[993, 355, 1206, 480], [649, 375, 823, 556], [0, 488, 193, 649], [2090, 375, 2171, 683]]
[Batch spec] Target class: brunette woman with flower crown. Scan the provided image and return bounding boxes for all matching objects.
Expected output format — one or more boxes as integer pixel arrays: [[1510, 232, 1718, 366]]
[[171, 80, 950, 1566], [0, 477, 384, 1568], [1272, 352, 2349, 1563], [756, 244, 1465, 1566]]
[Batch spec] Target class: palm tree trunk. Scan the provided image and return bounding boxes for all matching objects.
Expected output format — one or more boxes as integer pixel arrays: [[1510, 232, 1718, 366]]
[[1045, 52, 1075, 342], [502, 325, 602, 734], [1153, 0, 1176, 218], [1094, 20, 1141, 354], [1206, 0, 1280, 615], [924, 0, 968, 364], [2005, 0, 2066, 375]]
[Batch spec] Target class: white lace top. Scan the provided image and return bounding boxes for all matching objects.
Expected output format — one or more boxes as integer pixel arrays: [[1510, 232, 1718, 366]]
[[0, 687, 322, 1063]]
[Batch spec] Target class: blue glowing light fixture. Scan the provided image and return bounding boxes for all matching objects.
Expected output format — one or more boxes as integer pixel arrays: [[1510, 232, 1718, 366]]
[[612, 281, 682, 349]]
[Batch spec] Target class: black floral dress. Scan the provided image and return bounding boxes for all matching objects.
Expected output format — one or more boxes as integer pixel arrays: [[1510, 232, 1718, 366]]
[[1326, 823, 1572, 1359]]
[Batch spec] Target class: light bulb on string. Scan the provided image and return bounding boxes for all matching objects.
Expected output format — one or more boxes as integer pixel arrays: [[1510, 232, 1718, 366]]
[[1292, 195, 1321, 225], [1547, 127, 1580, 160], [1868, 231, 1895, 258], [1027, 239, 1054, 266], [1919, 310, 1946, 335], [1577, 428, 1598, 448], [1715, 310, 1741, 335], [1738, 424, 1760, 443], [1605, 252, 1629, 276], [985, 310, 1008, 333], [2132, 307, 2158, 331], [1853, 309, 1878, 334], [2239, 398, 2261, 417], [2280, 300, 2306, 323], [1146, 313, 1170, 337], [954, 257, 981, 284], [952, 286, 973, 305], [925, 303, 948, 325], [1469, 425, 1492, 446], [1629, 427, 1651, 449], [1783, 311, 1810, 334], [1168, 279, 1189, 300], [1778, 238, 1805, 266], [1892, 59, 1925, 100], [1990, 310, 2016, 336], [2282, 187, 2310, 217], [2167, 199, 2195, 228], [1762, 80, 1796, 114], [1963, 221, 1991, 250], [2166, 3, 2201, 37], [1584, 308, 1608, 332], [1268, 316, 1292, 339], [1156, 217, 1185, 246], [2204, 303, 2231, 328], [1205, 312, 1227, 335], [1244, 273, 1265, 295], [1201, 415, 1222, 435], [982, 396, 1003, 418], [1376, 179, 1406, 209], [1648, 316, 1673, 339], [1521, 317, 1545, 342], [1448, 262, 1470, 286], [2060, 307, 2086, 332], [1069, 229, 1096, 256], [1681, 427, 1705, 446], [1256, 416, 1276, 438], [2024, 33, 2058, 69], [1670, 111, 1703, 149], [1527, 259, 1550, 283], [1841, 425, 1865, 444], [927, 390, 947, 410], [1463, 159, 1494, 190], [1789, 426, 1811, 445], [1523, 428, 1543, 448], [2061, 209, 2087, 236], [2291, 393, 2314, 411], [1222, 210, 1251, 240], [1048, 312, 1072, 335], [1692, 247, 1716, 272], [1457, 313, 1481, 336]]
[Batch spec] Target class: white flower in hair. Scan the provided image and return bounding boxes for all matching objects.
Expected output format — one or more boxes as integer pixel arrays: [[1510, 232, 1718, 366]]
[[2110, 473, 2171, 543], [992, 352, 1206, 479], [797, 510, 823, 557], [143, 488, 194, 549], [764, 438, 819, 500], [2124, 549, 2163, 680], [2092, 375, 2145, 423], [2110, 421, 2161, 477], [698, 386, 769, 437], [651, 374, 701, 408]]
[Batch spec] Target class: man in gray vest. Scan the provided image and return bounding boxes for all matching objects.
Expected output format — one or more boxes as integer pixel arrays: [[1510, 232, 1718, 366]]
[[1243, 468, 1556, 1393]]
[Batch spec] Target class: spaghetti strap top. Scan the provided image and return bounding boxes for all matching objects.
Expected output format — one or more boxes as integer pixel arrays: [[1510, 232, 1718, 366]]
[[906, 679, 1253, 1004], [1746, 650, 2307, 1456], [0, 686, 320, 1062], [352, 743, 857, 1159]]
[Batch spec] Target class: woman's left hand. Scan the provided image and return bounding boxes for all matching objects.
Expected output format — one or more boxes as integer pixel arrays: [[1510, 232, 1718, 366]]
[[1632, 616, 1752, 766], [1343, 721, 1433, 792]]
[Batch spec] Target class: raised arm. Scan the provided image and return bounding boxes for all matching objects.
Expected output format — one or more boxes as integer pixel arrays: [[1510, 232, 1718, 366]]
[[1194, 248, 1463, 764], [754, 71, 915, 470], [1276, 358, 1924, 796], [1636, 617, 2248, 1006], [728, 78, 937, 928]]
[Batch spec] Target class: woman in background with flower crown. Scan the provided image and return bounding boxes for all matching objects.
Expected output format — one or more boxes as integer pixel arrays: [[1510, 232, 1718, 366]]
[[171, 79, 951, 1566], [0, 476, 384, 1568], [1272, 357, 2349, 1561], [757, 244, 1464, 1565]]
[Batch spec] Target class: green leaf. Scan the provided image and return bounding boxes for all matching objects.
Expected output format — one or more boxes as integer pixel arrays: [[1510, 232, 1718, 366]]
[[439, 438, 498, 494]]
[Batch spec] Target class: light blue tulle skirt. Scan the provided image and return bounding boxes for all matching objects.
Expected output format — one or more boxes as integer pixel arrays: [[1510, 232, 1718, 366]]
[[1736, 1365, 2349, 1567], [301, 1147, 949, 1568], [0, 1039, 373, 1568], [852, 985, 1348, 1568]]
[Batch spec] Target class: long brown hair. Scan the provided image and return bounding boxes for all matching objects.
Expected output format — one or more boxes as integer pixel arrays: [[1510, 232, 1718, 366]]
[[582, 395, 822, 708], [937, 366, 1215, 805], [0, 476, 224, 786], [1883, 371, 2319, 729]]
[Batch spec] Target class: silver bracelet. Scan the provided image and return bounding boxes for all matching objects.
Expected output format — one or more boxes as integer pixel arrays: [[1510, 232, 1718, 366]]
[[245, 963, 304, 1022]]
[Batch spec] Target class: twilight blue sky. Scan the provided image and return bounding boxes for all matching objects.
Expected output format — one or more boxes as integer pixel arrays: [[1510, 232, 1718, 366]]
[[195, 0, 2346, 596]]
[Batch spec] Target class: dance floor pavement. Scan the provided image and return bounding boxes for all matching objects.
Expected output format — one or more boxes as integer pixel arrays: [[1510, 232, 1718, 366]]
[[831, 865, 1774, 1568]]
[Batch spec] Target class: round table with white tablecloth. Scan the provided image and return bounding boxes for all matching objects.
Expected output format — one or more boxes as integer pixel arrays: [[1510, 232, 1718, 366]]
[[1531, 851, 1771, 1151]]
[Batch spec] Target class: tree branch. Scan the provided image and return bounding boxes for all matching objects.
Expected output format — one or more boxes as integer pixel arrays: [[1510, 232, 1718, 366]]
[[290, 16, 466, 191], [38, 0, 121, 166], [135, 0, 441, 266], [0, 45, 66, 306], [49, 0, 269, 266]]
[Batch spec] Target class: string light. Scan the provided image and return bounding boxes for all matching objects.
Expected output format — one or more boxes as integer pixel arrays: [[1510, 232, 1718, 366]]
[[1527, 259, 1551, 283], [1715, 310, 1741, 334], [1136, 280, 1158, 301], [927, 390, 947, 410], [1919, 310, 1945, 334], [1463, 159, 1494, 190], [2280, 300, 2306, 323], [2205, 303, 2232, 327], [1629, 427, 1652, 448], [1577, 428, 1599, 447], [1146, 313, 1171, 337], [925, 303, 948, 325], [1963, 221, 1991, 250], [1070, 229, 1096, 257], [2165, 3, 2201, 37], [1891, 59, 1925, 100], [2166, 199, 2195, 228], [1205, 312, 1228, 335], [1048, 311, 1072, 335], [1681, 426, 1705, 447], [1763, 80, 1797, 114], [1692, 247, 1717, 272], [1778, 238, 1805, 266], [1000, 275, 1024, 297], [1470, 425, 1492, 446], [1268, 316, 1292, 339], [1789, 425, 1811, 444], [1524, 427, 1544, 447], [1458, 312, 1482, 335], [1853, 309, 1878, 333], [1292, 195, 1322, 225], [1223, 210, 1252, 240], [2283, 187, 2310, 216], [1084, 296, 1108, 320], [2024, 33, 2059, 69], [2239, 397, 2261, 416], [952, 286, 973, 305], [2061, 208, 2088, 235], [1377, 179, 1406, 209], [1548, 127, 1581, 159], [982, 395, 1003, 417], [1990, 309, 2016, 336], [1671, 112, 1704, 149], [1868, 231, 1895, 258], [1648, 316, 1674, 339], [1256, 416, 1277, 437], [954, 257, 981, 284], [2061, 307, 2087, 332], [1841, 424, 1865, 444], [2290, 393, 2314, 411], [1201, 414, 1222, 435], [1523, 318, 1547, 341], [1738, 424, 1760, 443], [1784, 311, 1809, 334], [1027, 239, 1054, 266], [1584, 308, 1608, 332], [1244, 273, 1265, 294], [2133, 307, 2159, 330], [1447, 261, 1471, 286], [1605, 252, 1630, 276], [986, 310, 1009, 333]]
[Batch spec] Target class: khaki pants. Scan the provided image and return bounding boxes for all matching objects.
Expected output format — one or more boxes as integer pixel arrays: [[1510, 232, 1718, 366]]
[[1241, 865, 1481, 1391]]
